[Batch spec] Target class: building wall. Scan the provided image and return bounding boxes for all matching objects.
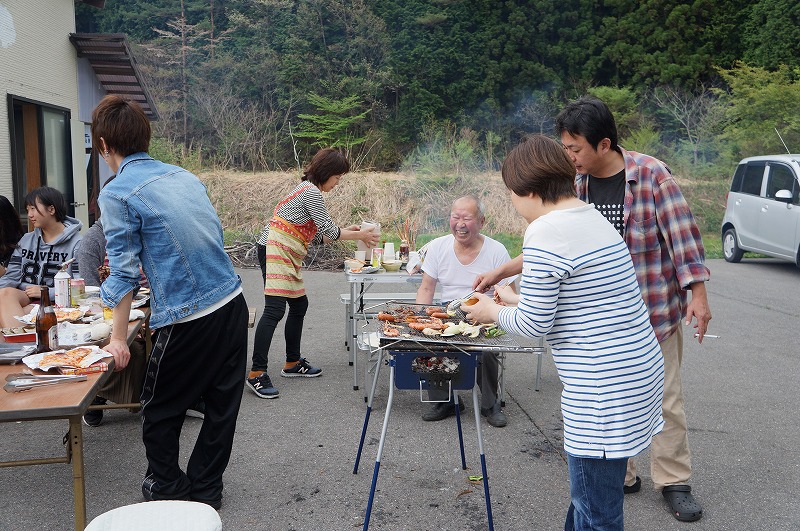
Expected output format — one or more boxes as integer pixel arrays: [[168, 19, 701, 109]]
[[0, 0, 88, 227]]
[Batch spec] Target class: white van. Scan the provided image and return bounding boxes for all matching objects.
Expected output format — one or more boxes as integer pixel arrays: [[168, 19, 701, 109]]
[[721, 155, 800, 266]]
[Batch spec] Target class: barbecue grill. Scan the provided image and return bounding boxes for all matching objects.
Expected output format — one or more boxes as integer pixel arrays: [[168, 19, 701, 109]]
[[354, 302, 546, 531]]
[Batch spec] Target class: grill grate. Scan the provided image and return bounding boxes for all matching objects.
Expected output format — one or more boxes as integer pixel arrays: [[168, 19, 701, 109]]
[[375, 302, 515, 348]]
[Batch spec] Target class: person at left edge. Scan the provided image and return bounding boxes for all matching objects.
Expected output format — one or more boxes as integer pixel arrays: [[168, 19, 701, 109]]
[[92, 94, 247, 511]]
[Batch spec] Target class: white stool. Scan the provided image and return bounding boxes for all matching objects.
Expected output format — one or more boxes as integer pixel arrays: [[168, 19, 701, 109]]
[[85, 501, 222, 531]]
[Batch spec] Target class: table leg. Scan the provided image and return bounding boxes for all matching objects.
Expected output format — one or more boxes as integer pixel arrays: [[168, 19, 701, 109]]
[[351, 281, 359, 390], [68, 415, 87, 530]]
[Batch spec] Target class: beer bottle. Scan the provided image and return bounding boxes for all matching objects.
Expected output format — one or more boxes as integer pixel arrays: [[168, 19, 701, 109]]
[[35, 286, 58, 353]]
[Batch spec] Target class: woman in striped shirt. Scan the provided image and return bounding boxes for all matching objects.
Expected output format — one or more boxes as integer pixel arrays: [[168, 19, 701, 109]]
[[463, 135, 664, 531], [247, 149, 379, 399]]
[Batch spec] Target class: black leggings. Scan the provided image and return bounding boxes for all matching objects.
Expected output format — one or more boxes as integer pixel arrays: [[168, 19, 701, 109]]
[[251, 294, 309, 372]]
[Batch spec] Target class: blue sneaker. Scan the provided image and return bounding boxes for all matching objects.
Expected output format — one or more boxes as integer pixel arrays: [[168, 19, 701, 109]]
[[280, 358, 322, 378], [246, 372, 280, 398]]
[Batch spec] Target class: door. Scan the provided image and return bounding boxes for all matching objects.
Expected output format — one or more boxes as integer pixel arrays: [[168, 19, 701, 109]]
[[759, 163, 800, 259], [730, 161, 767, 250], [8, 96, 75, 226]]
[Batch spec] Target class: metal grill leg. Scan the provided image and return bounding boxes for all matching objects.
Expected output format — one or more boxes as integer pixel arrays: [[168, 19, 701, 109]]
[[473, 382, 494, 531], [453, 392, 466, 470], [362, 365, 396, 531]]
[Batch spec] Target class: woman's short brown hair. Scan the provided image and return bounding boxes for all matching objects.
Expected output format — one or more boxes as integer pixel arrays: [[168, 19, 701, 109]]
[[90, 95, 151, 157], [302, 148, 350, 186], [501, 135, 577, 204]]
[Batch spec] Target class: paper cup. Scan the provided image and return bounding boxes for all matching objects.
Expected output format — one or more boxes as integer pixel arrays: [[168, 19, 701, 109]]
[[355, 250, 367, 262]]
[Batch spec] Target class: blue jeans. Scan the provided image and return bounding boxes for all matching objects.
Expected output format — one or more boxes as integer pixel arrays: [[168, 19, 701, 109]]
[[565, 454, 627, 531]]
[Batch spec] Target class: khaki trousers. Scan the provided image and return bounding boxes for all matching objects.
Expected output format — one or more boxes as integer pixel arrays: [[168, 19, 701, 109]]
[[626, 326, 692, 490]]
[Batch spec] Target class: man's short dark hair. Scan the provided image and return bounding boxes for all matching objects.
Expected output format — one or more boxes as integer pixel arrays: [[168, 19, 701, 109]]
[[554, 96, 620, 152]]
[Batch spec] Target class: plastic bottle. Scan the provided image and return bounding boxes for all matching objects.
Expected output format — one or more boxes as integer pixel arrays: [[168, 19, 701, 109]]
[[70, 276, 85, 307], [54, 268, 71, 308], [35, 286, 58, 352]]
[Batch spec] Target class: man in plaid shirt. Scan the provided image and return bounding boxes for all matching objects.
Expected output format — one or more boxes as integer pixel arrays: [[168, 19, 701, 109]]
[[556, 96, 711, 523]]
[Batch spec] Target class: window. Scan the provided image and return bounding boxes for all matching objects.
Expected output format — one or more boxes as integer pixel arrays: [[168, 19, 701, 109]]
[[740, 162, 766, 196], [766, 164, 799, 204]]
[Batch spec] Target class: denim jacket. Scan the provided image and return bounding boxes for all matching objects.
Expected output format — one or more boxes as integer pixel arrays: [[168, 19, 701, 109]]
[[98, 153, 240, 329]]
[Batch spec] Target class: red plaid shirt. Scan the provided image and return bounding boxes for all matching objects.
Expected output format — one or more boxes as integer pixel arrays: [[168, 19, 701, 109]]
[[576, 148, 710, 342]]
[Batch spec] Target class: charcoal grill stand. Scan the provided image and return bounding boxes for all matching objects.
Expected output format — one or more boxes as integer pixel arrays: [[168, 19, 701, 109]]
[[354, 338, 495, 531]]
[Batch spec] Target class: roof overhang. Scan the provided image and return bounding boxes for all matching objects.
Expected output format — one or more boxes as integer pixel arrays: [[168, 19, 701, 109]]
[[69, 33, 159, 120]]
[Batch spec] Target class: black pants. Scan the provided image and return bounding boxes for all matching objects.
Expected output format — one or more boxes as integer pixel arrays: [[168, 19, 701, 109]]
[[251, 294, 309, 371], [141, 293, 248, 503]]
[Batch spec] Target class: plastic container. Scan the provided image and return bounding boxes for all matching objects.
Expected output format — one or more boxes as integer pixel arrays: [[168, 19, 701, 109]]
[[54, 269, 71, 308]]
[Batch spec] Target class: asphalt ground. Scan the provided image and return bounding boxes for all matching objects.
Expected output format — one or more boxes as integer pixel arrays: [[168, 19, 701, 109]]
[[1, 258, 799, 530]]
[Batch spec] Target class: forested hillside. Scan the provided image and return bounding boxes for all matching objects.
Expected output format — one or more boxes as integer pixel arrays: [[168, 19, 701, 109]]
[[76, 0, 800, 175]]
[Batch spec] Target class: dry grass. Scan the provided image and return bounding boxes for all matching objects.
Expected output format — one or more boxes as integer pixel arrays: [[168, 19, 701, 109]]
[[200, 170, 529, 240]]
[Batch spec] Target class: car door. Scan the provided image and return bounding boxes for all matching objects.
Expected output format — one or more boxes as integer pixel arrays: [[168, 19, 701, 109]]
[[758, 162, 800, 259], [730, 161, 768, 250]]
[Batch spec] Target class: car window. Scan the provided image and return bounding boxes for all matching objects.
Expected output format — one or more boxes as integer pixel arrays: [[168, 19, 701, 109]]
[[740, 162, 766, 195], [766, 164, 800, 204], [730, 164, 745, 192]]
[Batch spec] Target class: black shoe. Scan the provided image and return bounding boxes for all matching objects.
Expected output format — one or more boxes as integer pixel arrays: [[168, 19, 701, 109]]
[[624, 476, 642, 494], [186, 400, 205, 419], [83, 396, 106, 427], [422, 401, 464, 421], [280, 357, 323, 378], [480, 403, 508, 428], [246, 372, 280, 398]]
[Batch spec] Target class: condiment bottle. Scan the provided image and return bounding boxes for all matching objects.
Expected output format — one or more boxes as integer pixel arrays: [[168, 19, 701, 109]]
[[399, 240, 410, 262], [35, 286, 58, 352], [54, 267, 71, 308]]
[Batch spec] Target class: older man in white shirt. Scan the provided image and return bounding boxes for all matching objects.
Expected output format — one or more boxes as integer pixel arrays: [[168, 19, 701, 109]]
[[415, 195, 516, 427]]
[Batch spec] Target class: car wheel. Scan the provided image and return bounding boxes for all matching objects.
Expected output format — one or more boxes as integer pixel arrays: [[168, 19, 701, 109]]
[[723, 228, 744, 263]]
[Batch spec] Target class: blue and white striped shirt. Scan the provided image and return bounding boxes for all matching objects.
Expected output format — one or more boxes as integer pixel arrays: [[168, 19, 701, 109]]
[[498, 204, 664, 459]]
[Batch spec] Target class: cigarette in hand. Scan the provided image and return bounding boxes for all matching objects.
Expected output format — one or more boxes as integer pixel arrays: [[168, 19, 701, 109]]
[[694, 333, 720, 338]]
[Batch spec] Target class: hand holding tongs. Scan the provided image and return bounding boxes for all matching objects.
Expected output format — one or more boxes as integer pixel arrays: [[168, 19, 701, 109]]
[[4, 373, 87, 392]]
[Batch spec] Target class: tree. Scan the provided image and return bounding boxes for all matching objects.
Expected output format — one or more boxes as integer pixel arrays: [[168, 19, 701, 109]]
[[715, 62, 800, 159], [742, 0, 800, 70], [651, 85, 726, 164], [294, 93, 371, 155]]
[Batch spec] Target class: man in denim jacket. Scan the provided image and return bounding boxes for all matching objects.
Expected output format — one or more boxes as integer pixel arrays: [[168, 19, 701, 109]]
[[92, 95, 248, 510]]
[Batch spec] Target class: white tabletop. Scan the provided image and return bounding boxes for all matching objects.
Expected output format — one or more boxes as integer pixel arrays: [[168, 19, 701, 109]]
[[345, 270, 423, 285]]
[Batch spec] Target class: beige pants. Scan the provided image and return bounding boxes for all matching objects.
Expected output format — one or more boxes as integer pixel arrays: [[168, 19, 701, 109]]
[[626, 326, 692, 490]]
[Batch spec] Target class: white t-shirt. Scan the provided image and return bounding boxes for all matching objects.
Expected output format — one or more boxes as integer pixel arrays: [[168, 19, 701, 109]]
[[421, 234, 514, 302]]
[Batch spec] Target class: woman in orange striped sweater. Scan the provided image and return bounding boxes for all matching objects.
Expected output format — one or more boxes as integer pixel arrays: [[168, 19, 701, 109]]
[[247, 148, 379, 399]]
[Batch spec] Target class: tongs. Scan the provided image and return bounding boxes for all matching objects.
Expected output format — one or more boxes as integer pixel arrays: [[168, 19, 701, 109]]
[[4, 373, 87, 392], [446, 291, 477, 316]]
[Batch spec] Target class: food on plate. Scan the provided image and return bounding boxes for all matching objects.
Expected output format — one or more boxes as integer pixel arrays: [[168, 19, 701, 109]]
[[2, 326, 35, 335], [40, 346, 93, 367], [55, 308, 83, 322]]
